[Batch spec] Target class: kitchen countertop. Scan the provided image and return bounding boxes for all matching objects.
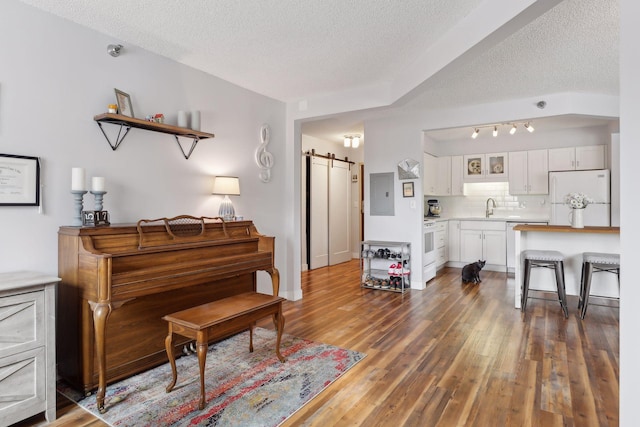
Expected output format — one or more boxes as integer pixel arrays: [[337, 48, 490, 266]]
[[428, 216, 549, 222], [513, 224, 619, 234]]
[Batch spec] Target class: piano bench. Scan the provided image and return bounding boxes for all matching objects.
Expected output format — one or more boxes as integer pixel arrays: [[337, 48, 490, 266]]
[[162, 292, 286, 410]]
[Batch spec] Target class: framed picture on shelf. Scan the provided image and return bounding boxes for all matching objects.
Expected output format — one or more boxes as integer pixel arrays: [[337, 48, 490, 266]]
[[402, 181, 414, 198], [114, 88, 134, 117], [0, 153, 40, 206]]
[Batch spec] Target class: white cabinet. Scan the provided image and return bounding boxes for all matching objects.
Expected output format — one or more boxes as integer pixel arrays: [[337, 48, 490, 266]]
[[548, 145, 606, 171], [459, 221, 506, 266], [508, 149, 549, 195], [423, 152, 437, 195], [448, 220, 461, 262], [435, 221, 448, 267], [424, 154, 452, 196], [451, 155, 464, 195], [0, 272, 59, 425], [463, 152, 508, 181], [435, 156, 451, 195]]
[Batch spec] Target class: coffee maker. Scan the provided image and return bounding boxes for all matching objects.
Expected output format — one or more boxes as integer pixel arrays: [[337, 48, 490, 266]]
[[426, 199, 441, 217]]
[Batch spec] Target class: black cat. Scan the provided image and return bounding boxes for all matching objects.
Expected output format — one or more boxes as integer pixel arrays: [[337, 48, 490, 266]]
[[461, 260, 486, 284]]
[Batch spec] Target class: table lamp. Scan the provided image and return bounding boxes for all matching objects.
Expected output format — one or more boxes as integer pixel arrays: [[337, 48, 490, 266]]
[[212, 176, 240, 221]]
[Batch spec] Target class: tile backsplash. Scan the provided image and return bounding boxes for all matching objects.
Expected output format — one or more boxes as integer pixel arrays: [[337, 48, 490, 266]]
[[426, 182, 550, 218]]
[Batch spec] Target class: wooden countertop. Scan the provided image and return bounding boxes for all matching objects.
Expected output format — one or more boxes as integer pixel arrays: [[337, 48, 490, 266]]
[[513, 224, 620, 234]]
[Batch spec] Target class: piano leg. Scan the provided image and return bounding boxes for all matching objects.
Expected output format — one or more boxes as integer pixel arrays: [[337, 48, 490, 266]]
[[196, 331, 208, 410], [91, 301, 112, 413], [267, 267, 280, 296]]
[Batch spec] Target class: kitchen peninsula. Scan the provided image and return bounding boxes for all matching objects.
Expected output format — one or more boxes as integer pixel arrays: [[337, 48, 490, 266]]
[[513, 224, 620, 309]]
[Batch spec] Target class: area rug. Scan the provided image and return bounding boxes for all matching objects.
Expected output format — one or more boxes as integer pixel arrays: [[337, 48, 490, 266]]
[[58, 327, 365, 426]]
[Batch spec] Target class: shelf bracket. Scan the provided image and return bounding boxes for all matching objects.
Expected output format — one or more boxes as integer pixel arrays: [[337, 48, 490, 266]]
[[174, 135, 200, 160], [96, 122, 131, 151]]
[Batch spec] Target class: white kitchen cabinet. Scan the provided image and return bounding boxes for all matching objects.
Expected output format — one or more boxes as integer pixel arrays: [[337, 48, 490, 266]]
[[459, 221, 506, 266], [435, 221, 448, 267], [448, 220, 461, 262], [435, 156, 451, 195], [451, 155, 464, 195], [463, 152, 508, 181], [508, 149, 549, 195], [423, 152, 437, 195], [548, 145, 606, 171], [0, 272, 60, 425]]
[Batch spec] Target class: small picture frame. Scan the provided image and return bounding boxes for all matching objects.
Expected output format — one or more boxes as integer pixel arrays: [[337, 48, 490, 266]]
[[0, 153, 40, 206], [114, 88, 134, 118], [402, 181, 414, 198]]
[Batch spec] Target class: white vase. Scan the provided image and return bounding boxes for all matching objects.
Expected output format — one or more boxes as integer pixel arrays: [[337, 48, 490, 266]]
[[570, 208, 584, 228]]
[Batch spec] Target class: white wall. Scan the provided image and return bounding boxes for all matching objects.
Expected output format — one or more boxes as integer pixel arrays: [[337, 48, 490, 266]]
[[363, 116, 425, 288], [620, 0, 639, 424], [0, 2, 290, 297]]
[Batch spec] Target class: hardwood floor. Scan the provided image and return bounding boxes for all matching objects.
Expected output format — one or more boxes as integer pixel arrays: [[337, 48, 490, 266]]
[[16, 261, 619, 426]]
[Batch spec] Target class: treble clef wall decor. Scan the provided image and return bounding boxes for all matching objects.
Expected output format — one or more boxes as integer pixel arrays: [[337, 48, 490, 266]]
[[255, 124, 274, 182]]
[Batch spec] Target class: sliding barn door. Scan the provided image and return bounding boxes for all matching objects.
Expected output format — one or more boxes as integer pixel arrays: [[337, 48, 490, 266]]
[[308, 156, 352, 269], [309, 157, 329, 269], [328, 160, 351, 265]]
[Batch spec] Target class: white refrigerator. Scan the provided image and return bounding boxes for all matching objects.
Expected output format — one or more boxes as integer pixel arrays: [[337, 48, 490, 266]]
[[549, 170, 610, 226]]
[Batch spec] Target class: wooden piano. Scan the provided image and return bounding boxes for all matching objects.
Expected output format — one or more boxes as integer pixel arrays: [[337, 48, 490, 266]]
[[57, 216, 279, 412]]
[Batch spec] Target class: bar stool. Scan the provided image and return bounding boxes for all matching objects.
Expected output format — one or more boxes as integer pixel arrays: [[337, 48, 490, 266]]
[[521, 250, 568, 318], [578, 252, 620, 319]]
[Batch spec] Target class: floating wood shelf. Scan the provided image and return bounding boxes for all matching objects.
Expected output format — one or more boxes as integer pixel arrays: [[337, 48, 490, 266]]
[[93, 113, 215, 159]]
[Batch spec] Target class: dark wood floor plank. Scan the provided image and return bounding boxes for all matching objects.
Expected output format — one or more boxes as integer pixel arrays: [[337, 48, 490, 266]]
[[18, 261, 618, 426]]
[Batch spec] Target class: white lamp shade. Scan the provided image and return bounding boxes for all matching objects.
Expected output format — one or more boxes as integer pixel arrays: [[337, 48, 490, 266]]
[[212, 176, 240, 195], [352, 136, 360, 148]]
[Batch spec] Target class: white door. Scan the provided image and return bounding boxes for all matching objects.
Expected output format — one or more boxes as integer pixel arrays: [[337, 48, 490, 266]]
[[328, 160, 352, 265], [483, 230, 506, 265], [508, 151, 528, 195], [575, 145, 605, 170], [460, 230, 483, 262], [548, 147, 576, 171], [527, 149, 549, 194], [310, 157, 329, 269], [451, 156, 464, 195], [435, 156, 451, 195]]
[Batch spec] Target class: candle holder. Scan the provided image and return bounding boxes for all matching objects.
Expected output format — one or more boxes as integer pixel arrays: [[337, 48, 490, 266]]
[[71, 190, 88, 226], [91, 191, 107, 211]]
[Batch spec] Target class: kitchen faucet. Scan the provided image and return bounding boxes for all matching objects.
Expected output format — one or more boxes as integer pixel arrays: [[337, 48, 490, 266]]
[[485, 198, 497, 218]]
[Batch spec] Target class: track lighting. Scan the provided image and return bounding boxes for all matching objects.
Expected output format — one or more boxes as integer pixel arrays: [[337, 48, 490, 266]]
[[469, 121, 534, 139]]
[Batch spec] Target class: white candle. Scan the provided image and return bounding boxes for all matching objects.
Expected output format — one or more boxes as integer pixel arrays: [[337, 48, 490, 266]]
[[190, 110, 200, 131], [92, 177, 105, 192], [71, 168, 86, 191], [177, 110, 188, 128]]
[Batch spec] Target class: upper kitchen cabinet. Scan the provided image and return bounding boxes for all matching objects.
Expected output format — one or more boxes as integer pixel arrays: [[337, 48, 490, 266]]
[[451, 155, 464, 195], [423, 152, 437, 195], [508, 149, 549, 195], [548, 145, 606, 171], [463, 152, 508, 181], [424, 153, 463, 196]]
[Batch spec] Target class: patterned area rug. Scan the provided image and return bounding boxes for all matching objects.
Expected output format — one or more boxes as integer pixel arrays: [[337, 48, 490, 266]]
[[59, 327, 365, 426]]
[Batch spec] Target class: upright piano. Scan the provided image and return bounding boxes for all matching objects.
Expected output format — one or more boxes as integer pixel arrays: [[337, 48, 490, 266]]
[[57, 216, 279, 412]]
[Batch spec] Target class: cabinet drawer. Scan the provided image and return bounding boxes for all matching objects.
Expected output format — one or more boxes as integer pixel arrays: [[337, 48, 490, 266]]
[[0, 291, 44, 358], [435, 231, 446, 248], [435, 222, 447, 232], [460, 220, 505, 231], [0, 346, 46, 423], [437, 247, 446, 264]]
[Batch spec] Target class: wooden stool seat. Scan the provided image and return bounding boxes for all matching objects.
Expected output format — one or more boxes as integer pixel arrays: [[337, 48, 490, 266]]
[[578, 252, 620, 319], [163, 292, 286, 410], [521, 250, 568, 318]]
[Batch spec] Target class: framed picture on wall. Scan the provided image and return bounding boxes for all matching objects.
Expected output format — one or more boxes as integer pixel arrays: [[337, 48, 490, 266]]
[[0, 153, 40, 206], [402, 181, 414, 198], [114, 88, 134, 117]]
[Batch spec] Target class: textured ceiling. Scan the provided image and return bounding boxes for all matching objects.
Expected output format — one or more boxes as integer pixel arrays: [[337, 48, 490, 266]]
[[20, 0, 619, 143]]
